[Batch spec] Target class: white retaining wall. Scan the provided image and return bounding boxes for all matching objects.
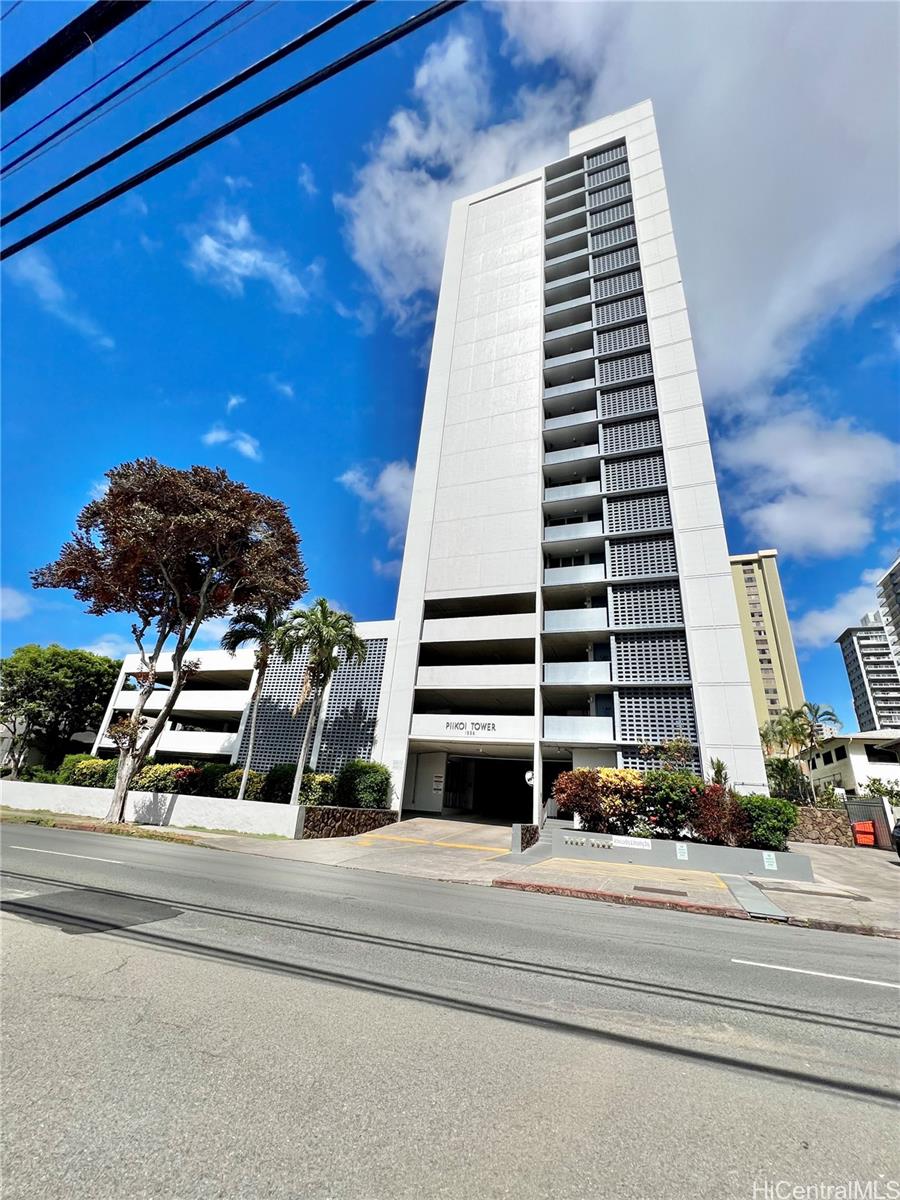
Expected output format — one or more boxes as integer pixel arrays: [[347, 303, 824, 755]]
[[0, 780, 301, 838]]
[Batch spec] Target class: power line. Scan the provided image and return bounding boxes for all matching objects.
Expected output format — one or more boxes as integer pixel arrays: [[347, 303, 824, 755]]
[[1, 1, 150, 110], [0, 2, 24, 23], [2, 0, 251, 176], [2, 0, 374, 223], [3, 1, 279, 183], [3, 0, 217, 154], [1, 0, 465, 261]]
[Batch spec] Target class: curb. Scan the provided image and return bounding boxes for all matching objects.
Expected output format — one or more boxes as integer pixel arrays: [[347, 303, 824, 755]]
[[1, 815, 200, 845], [492, 878, 749, 920], [785, 916, 900, 940]]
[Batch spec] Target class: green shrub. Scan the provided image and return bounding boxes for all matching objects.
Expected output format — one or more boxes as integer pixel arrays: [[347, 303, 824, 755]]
[[133, 762, 202, 794], [57, 753, 96, 785], [103, 758, 120, 787], [765, 756, 808, 805], [195, 762, 234, 796], [736, 794, 797, 851], [260, 764, 296, 805], [22, 766, 59, 784], [214, 767, 265, 802], [335, 759, 392, 810], [643, 769, 703, 838], [300, 772, 335, 807], [71, 757, 111, 788]]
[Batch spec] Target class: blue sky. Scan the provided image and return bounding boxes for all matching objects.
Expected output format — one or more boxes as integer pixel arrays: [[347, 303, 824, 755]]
[[2, 0, 898, 731]]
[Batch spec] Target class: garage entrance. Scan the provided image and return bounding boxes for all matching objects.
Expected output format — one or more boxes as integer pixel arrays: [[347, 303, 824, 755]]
[[443, 755, 533, 824]]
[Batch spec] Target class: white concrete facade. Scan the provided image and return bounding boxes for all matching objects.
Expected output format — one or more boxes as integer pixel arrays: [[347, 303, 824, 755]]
[[380, 101, 767, 822], [804, 733, 900, 798]]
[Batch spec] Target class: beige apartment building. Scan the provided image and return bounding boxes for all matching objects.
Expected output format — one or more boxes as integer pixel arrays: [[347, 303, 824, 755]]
[[730, 550, 805, 727]]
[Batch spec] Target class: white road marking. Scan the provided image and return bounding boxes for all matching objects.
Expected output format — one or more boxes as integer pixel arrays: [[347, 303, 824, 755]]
[[6, 846, 124, 865], [732, 958, 900, 989]]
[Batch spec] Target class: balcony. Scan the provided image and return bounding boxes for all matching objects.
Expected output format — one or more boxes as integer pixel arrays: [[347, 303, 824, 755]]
[[543, 715, 614, 743], [544, 479, 602, 505], [543, 563, 606, 587], [544, 272, 590, 306], [155, 728, 239, 758], [543, 607, 609, 634], [421, 613, 535, 643], [543, 519, 604, 547], [416, 663, 534, 690], [544, 320, 593, 356], [545, 185, 586, 219], [545, 228, 588, 260], [410, 713, 534, 744], [544, 206, 586, 237], [543, 378, 597, 402], [545, 167, 584, 200], [112, 689, 249, 716], [543, 661, 612, 686], [544, 409, 598, 433], [544, 444, 598, 468]]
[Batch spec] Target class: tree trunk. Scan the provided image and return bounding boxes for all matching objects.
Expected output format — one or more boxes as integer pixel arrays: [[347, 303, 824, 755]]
[[289, 688, 322, 806], [236, 667, 266, 805], [106, 748, 136, 822]]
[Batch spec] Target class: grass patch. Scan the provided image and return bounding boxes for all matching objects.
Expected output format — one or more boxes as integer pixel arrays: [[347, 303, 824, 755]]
[[0, 807, 290, 842]]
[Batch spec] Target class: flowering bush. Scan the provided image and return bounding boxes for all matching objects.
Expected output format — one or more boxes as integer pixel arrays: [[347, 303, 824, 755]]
[[691, 783, 748, 846], [552, 767, 644, 833]]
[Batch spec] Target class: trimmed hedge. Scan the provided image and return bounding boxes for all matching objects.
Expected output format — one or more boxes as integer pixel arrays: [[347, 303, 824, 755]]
[[215, 768, 265, 803], [735, 793, 797, 852], [300, 772, 336, 807], [335, 760, 392, 810]]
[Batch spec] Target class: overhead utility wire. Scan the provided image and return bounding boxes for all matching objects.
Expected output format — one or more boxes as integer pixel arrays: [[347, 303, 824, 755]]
[[2, 1, 279, 182], [1, 1, 150, 110], [0, 0, 466, 261], [1, 2, 24, 23], [2, 0, 374, 223], [3, 0, 217, 153], [2, 1, 251, 175]]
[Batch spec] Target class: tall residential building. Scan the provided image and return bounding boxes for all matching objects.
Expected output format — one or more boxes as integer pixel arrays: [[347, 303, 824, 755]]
[[729, 549, 805, 727], [877, 553, 900, 672], [837, 613, 900, 731], [378, 99, 767, 824]]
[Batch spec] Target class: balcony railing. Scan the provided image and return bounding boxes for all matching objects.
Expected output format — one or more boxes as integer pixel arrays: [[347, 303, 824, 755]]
[[416, 664, 535, 690], [112, 689, 249, 716], [544, 480, 603, 504], [543, 519, 604, 544], [544, 409, 598, 433], [543, 563, 606, 587], [543, 607, 609, 634], [543, 661, 612, 686], [544, 444, 598, 466], [543, 715, 614, 743], [421, 613, 535, 643]]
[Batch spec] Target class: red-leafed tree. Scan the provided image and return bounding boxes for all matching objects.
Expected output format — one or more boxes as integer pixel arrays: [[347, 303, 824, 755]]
[[31, 459, 307, 822]]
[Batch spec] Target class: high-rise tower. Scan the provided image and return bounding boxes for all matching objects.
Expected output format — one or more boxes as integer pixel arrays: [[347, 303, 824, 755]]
[[837, 613, 900, 731], [377, 100, 768, 823]]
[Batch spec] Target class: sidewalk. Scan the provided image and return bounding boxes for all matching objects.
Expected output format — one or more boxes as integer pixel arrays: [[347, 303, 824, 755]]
[[3, 808, 898, 936]]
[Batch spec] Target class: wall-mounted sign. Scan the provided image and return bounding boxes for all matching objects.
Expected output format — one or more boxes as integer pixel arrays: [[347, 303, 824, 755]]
[[444, 719, 498, 736], [762, 851, 778, 871], [676, 843, 688, 860], [410, 713, 534, 743], [609, 835, 652, 851]]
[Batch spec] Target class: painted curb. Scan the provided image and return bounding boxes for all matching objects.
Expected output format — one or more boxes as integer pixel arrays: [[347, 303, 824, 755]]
[[785, 916, 900, 940], [492, 878, 749, 920]]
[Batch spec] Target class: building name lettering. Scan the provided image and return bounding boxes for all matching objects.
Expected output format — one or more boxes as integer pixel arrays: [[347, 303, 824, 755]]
[[445, 720, 497, 735]]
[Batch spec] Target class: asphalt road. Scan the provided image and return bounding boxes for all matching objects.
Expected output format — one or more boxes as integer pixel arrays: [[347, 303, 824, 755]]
[[2, 824, 898, 1200]]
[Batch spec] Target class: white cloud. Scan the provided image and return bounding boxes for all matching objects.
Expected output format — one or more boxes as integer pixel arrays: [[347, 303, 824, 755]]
[[297, 163, 317, 196], [338, 460, 415, 550], [89, 479, 109, 501], [186, 209, 309, 313], [1, 587, 33, 621], [226, 393, 245, 414], [337, 10, 900, 561], [201, 423, 262, 462], [122, 192, 149, 217], [793, 568, 884, 649], [372, 557, 402, 580], [223, 175, 252, 193], [6, 247, 115, 350], [267, 375, 294, 400], [716, 405, 900, 558], [194, 615, 233, 648], [334, 298, 377, 336], [82, 632, 134, 658]]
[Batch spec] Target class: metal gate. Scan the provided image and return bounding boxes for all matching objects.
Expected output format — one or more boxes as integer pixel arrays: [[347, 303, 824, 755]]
[[844, 798, 894, 850]]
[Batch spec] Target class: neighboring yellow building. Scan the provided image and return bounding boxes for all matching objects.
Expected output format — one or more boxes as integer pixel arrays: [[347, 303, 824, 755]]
[[729, 550, 805, 728]]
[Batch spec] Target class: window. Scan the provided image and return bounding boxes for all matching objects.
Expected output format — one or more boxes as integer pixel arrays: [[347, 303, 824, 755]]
[[822, 751, 833, 765]]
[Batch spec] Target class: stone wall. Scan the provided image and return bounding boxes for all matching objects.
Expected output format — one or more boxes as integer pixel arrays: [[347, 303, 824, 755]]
[[299, 805, 398, 840], [792, 806, 853, 847]]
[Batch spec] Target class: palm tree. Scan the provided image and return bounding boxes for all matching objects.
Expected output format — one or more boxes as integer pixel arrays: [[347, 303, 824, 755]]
[[800, 700, 841, 797], [221, 605, 288, 804], [759, 721, 780, 757], [275, 598, 367, 806]]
